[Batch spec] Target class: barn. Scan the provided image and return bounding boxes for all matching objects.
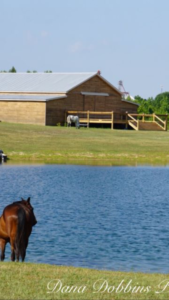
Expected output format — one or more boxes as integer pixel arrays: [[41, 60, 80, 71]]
[[0, 72, 138, 127]]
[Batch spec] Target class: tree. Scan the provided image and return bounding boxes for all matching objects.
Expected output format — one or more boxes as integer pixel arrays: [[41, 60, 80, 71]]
[[9, 66, 17, 73], [134, 92, 169, 114], [154, 93, 169, 114]]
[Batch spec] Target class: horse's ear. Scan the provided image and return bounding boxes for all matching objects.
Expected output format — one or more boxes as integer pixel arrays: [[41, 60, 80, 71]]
[[27, 197, 31, 203]]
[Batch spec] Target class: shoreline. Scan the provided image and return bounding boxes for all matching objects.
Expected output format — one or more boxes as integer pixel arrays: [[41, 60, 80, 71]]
[[2, 157, 169, 167]]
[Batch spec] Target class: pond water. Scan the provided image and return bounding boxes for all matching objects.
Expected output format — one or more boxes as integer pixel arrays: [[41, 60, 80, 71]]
[[0, 164, 169, 274]]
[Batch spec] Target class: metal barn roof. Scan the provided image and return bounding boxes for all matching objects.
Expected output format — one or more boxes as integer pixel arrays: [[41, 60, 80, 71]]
[[0, 72, 97, 93]]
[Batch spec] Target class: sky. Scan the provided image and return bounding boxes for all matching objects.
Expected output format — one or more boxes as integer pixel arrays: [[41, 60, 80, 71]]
[[0, 0, 169, 98]]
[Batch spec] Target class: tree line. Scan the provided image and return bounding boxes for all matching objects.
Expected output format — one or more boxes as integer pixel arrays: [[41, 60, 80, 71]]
[[130, 93, 169, 115], [0, 67, 52, 73]]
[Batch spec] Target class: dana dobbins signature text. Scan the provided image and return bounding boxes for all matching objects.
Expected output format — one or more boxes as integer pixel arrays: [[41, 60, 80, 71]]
[[47, 278, 169, 294]]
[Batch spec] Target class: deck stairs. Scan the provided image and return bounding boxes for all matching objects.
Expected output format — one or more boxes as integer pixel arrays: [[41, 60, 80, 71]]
[[128, 114, 167, 131], [138, 122, 164, 131]]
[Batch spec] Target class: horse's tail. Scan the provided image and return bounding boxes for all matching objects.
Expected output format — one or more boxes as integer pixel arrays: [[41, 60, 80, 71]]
[[15, 208, 26, 261]]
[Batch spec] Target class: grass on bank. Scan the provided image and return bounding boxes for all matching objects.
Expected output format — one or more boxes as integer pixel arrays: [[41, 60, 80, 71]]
[[0, 263, 169, 300], [0, 122, 169, 165]]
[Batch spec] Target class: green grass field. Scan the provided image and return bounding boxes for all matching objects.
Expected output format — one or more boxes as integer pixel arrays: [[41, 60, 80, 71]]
[[0, 122, 169, 299], [0, 122, 169, 165], [0, 263, 169, 300]]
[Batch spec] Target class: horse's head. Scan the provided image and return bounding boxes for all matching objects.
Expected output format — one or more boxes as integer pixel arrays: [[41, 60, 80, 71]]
[[21, 197, 37, 226]]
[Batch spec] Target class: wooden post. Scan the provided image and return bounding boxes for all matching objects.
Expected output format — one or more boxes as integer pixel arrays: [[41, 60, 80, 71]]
[[143, 113, 145, 122], [164, 121, 167, 131], [165, 115, 168, 131], [153, 113, 155, 122], [137, 120, 140, 130], [87, 111, 90, 128], [125, 112, 128, 129], [111, 112, 114, 130], [65, 111, 67, 125]]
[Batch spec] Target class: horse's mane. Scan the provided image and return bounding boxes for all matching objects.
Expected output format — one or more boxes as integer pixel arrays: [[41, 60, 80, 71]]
[[12, 200, 29, 207], [13, 200, 23, 205], [12, 199, 33, 210]]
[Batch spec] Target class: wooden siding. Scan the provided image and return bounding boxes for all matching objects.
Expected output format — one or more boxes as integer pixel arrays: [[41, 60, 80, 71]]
[[0, 101, 46, 125]]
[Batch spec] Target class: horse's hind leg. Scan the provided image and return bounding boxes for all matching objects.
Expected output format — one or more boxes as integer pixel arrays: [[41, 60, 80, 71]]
[[9, 220, 18, 261], [21, 248, 26, 262], [15, 239, 27, 262], [0, 239, 6, 261], [10, 237, 16, 261]]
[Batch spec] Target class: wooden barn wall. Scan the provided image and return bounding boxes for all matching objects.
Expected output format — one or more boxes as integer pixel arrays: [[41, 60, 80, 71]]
[[0, 101, 46, 125], [46, 95, 83, 125], [46, 75, 138, 125]]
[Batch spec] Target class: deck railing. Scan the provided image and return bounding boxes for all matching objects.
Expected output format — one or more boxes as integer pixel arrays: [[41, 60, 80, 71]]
[[66, 111, 115, 129], [66, 111, 168, 131], [128, 114, 139, 130], [154, 114, 168, 131]]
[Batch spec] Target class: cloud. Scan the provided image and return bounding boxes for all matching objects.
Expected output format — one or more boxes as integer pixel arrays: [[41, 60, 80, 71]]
[[69, 41, 95, 53], [25, 30, 50, 46], [101, 39, 109, 46], [69, 42, 83, 53], [26, 30, 37, 45], [41, 31, 50, 38]]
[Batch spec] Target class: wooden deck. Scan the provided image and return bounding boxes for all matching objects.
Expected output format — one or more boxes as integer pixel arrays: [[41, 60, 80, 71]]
[[66, 111, 168, 131]]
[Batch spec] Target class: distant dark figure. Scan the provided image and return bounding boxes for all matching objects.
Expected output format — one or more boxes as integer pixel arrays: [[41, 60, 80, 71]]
[[67, 115, 80, 128], [0, 197, 37, 262]]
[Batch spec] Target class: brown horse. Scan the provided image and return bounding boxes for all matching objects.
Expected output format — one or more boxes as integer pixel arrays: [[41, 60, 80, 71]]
[[0, 197, 37, 262]]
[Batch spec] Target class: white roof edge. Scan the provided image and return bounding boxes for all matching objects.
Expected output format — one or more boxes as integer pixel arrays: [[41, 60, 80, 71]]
[[0, 95, 67, 102], [0, 91, 67, 94], [0, 99, 47, 102], [122, 99, 139, 106]]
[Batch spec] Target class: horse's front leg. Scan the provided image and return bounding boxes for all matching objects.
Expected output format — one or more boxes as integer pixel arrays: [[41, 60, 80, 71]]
[[0, 239, 6, 261]]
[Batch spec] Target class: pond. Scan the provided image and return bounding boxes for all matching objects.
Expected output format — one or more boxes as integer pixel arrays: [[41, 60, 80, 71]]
[[0, 164, 169, 274]]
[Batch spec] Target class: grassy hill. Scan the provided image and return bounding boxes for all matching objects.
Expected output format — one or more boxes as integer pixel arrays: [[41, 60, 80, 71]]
[[0, 263, 168, 299], [0, 122, 169, 165]]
